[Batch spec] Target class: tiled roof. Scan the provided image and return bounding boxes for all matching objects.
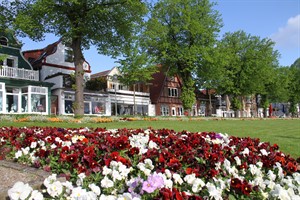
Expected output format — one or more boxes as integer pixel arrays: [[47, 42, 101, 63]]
[[91, 69, 111, 78]]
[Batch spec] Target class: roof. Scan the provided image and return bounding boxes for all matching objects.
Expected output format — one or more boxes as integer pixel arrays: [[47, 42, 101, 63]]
[[91, 69, 111, 78], [23, 39, 62, 69]]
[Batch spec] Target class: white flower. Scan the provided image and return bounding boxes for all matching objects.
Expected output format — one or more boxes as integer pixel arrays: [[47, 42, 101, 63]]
[[267, 170, 277, 181], [206, 182, 222, 200], [100, 194, 117, 200], [21, 147, 30, 155], [241, 148, 249, 156], [101, 176, 114, 188], [144, 159, 154, 170], [8, 182, 33, 200], [15, 150, 23, 159], [148, 140, 158, 149], [70, 187, 88, 199], [192, 178, 205, 193], [260, 149, 269, 156], [112, 170, 123, 181], [103, 166, 112, 175], [43, 174, 57, 187], [234, 156, 241, 166], [184, 174, 196, 185], [62, 181, 73, 195], [46, 181, 63, 197], [173, 173, 183, 185], [49, 143, 56, 149], [164, 178, 173, 189], [271, 184, 291, 200], [76, 173, 86, 186], [164, 169, 172, 179], [30, 141, 37, 149], [89, 183, 101, 196], [28, 190, 44, 200]]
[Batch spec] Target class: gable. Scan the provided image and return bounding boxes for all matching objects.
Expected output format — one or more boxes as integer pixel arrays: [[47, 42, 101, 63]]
[[0, 30, 33, 70]]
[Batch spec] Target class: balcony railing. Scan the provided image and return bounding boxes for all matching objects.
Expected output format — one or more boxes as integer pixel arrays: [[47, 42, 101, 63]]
[[0, 65, 39, 81]]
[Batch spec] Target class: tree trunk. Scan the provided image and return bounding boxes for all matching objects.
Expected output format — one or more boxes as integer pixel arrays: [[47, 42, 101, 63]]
[[207, 88, 212, 116], [72, 37, 85, 117], [225, 95, 230, 111], [133, 83, 136, 115]]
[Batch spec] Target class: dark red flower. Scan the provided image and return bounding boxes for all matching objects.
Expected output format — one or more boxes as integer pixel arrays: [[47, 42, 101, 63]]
[[241, 182, 252, 196], [66, 153, 79, 163], [230, 178, 242, 189]]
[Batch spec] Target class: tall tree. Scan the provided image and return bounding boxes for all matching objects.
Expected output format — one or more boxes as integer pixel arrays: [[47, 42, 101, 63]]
[[117, 41, 158, 115], [216, 31, 279, 113], [288, 58, 300, 116], [6, 0, 147, 116], [143, 0, 222, 110]]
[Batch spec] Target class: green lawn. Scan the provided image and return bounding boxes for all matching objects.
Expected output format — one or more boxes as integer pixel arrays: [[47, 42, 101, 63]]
[[1, 118, 299, 158]]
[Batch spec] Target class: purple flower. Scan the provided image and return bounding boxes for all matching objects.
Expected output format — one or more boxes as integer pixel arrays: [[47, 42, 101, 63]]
[[142, 173, 164, 193]]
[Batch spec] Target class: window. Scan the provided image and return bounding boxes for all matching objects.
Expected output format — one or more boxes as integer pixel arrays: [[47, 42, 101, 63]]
[[7, 59, 14, 67], [64, 48, 74, 62], [168, 88, 178, 97], [178, 107, 183, 116], [118, 84, 123, 90], [161, 105, 169, 116], [0, 37, 8, 46]]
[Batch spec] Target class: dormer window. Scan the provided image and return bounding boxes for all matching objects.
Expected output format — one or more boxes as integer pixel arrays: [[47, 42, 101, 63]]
[[0, 37, 8, 46], [64, 48, 74, 62]]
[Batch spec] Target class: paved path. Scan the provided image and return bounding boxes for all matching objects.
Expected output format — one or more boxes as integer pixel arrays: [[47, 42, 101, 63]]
[[0, 160, 51, 200]]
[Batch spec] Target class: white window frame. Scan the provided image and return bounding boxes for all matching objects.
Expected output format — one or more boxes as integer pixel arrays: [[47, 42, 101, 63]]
[[168, 88, 178, 97]]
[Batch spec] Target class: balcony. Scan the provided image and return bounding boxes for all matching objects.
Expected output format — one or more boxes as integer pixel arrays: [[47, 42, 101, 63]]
[[0, 65, 39, 81]]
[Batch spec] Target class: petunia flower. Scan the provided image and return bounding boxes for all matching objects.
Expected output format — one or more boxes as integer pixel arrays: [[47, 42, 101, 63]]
[[8, 182, 33, 200]]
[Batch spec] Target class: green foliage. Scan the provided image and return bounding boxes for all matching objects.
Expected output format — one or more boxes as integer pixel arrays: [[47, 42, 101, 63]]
[[144, 0, 222, 109], [216, 31, 279, 97], [118, 41, 158, 86], [231, 96, 242, 111], [180, 78, 196, 110], [85, 77, 107, 91], [8, 0, 147, 116]]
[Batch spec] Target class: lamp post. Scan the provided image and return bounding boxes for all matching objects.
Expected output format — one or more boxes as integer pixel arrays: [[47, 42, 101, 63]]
[[112, 74, 118, 116]]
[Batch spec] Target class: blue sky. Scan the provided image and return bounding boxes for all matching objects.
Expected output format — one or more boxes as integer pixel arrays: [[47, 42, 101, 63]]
[[19, 0, 300, 74]]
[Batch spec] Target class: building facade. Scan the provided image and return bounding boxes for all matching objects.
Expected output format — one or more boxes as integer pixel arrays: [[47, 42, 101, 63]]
[[91, 67, 154, 116], [0, 30, 53, 115], [23, 39, 110, 115]]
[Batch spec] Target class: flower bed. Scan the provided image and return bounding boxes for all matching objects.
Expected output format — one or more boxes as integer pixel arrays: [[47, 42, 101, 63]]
[[1, 127, 299, 199]]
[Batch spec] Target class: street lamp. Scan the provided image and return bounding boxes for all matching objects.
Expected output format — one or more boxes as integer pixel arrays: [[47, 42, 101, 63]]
[[112, 74, 118, 116]]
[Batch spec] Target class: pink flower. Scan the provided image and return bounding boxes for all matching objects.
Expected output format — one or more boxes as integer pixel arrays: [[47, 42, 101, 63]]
[[142, 173, 164, 193]]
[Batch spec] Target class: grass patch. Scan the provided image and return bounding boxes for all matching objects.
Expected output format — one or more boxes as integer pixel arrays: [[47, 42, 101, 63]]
[[1, 118, 299, 158]]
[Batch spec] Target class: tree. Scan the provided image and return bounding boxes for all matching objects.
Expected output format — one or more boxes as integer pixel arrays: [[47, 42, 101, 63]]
[[85, 77, 107, 92], [6, 0, 147, 116], [288, 58, 300, 116], [117, 41, 158, 115], [216, 31, 279, 115], [143, 0, 222, 110]]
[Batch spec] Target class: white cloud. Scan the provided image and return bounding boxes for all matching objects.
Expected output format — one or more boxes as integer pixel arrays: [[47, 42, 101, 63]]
[[271, 14, 300, 49]]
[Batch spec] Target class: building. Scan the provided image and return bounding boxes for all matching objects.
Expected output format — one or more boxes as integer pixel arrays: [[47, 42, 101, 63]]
[[91, 67, 154, 116], [0, 29, 53, 114], [149, 67, 188, 116], [23, 39, 110, 115]]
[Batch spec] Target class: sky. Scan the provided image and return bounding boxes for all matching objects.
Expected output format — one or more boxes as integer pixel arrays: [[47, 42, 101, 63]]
[[18, 0, 300, 74]]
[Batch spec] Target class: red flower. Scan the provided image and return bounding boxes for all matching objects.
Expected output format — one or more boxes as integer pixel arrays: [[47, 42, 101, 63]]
[[110, 151, 120, 160], [167, 158, 182, 171], [241, 181, 252, 196], [66, 153, 79, 163], [286, 161, 297, 173], [230, 178, 242, 189]]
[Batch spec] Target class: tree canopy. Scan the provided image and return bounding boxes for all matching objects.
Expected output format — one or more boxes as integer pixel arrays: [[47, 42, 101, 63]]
[[143, 0, 222, 110], [4, 0, 147, 116]]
